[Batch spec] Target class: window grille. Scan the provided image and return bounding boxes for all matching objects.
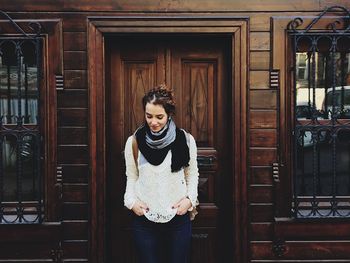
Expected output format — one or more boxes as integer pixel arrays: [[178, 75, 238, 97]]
[[289, 6, 350, 218], [0, 12, 43, 223]]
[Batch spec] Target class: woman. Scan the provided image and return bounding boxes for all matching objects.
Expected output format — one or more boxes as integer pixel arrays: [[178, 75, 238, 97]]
[[123, 84, 199, 263]]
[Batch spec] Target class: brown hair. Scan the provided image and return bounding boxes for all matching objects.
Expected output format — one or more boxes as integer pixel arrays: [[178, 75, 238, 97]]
[[142, 84, 176, 115]]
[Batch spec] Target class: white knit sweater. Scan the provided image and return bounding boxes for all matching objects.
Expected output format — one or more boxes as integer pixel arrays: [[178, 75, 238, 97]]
[[123, 132, 199, 223]]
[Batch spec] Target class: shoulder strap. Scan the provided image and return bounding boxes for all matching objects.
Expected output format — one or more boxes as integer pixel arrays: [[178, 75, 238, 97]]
[[181, 129, 191, 176], [181, 129, 190, 147], [132, 135, 138, 168]]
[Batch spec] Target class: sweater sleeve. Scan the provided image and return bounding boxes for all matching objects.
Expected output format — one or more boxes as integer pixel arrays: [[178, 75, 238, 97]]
[[123, 136, 139, 210], [184, 133, 199, 209]]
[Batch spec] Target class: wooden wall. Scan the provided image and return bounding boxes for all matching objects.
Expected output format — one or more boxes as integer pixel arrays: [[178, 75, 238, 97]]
[[248, 15, 277, 262], [1, 0, 350, 262], [59, 19, 89, 262]]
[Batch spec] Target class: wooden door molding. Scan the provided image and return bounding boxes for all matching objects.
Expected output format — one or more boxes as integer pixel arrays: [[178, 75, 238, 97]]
[[88, 15, 248, 263]]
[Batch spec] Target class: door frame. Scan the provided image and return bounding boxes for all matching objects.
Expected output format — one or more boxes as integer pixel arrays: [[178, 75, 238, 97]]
[[88, 15, 248, 263]]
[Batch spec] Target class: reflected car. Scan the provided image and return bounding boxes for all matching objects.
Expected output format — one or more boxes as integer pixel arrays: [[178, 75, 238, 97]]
[[322, 85, 350, 119]]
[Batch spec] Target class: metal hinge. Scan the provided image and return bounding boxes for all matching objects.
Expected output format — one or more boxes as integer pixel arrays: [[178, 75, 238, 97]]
[[269, 69, 280, 89], [56, 166, 63, 200], [55, 75, 64, 91], [56, 166, 63, 184]]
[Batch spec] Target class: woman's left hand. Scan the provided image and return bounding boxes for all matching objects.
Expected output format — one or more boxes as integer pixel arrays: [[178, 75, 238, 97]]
[[172, 197, 192, 215]]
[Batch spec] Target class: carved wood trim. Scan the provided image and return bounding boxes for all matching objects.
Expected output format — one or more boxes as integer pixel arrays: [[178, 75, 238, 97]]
[[88, 15, 248, 263], [41, 19, 63, 222]]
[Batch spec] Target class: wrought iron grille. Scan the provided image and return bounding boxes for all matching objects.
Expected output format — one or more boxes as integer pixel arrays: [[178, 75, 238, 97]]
[[0, 11, 43, 223], [289, 6, 350, 218]]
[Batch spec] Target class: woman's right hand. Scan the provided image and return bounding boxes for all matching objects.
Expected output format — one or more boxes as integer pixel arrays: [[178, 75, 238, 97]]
[[131, 200, 149, 216]]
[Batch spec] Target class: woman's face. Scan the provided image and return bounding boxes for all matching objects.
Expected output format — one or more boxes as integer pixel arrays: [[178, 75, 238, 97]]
[[145, 103, 168, 132]]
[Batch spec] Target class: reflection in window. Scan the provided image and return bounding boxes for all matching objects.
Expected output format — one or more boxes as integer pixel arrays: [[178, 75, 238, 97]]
[[0, 41, 39, 124], [0, 39, 43, 223], [293, 34, 350, 218], [295, 38, 350, 120]]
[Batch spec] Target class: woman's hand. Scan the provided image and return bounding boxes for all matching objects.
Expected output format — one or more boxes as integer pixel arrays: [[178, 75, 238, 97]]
[[131, 200, 149, 216], [172, 197, 192, 215]]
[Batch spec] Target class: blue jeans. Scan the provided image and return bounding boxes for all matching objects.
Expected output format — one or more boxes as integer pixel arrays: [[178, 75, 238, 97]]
[[132, 213, 192, 263]]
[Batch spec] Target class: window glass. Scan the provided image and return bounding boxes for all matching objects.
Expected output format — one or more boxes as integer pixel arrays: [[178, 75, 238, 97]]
[[0, 39, 42, 223], [293, 34, 350, 218]]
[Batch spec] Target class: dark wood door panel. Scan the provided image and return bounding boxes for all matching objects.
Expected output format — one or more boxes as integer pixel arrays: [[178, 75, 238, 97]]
[[0, 223, 61, 261], [251, 241, 350, 260], [0, 243, 57, 259], [191, 228, 217, 263], [108, 37, 165, 144]]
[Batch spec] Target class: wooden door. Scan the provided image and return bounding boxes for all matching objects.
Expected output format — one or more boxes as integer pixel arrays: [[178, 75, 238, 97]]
[[106, 35, 233, 263]]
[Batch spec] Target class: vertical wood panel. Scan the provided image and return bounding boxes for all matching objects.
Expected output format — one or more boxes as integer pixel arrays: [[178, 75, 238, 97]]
[[58, 109, 88, 126], [250, 166, 273, 184], [250, 223, 273, 241], [62, 241, 88, 258], [63, 203, 88, 220], [57, 90, 88, 108], [250, 129, 277, 147], [250, 90, 277, 109], [250, 110, 277, 128], [250, 204, 274, 222], [249, 185, 273, 203], [58, 127, 88, 145], [250, 32, 270, 51], [250, 14, 271, 31], [63, 221, 89, 240], [250, 71, 270, 89], [58, 145, 89, 164], [64, 32, 87, 51], [63, 14, 87, 32], [64, 70, 88, 89], [62, 164, 89, 183], [251, 241, 350, 260], [125, 62, 157, 132], [250, 148, 277, 166], [250, 51, 270, 70], [63, 184, 89, 202], [184, 61, 215, 146], [0, 243, 58, 258], [191, 229, 216, 263], [64, 51, 87, 70]]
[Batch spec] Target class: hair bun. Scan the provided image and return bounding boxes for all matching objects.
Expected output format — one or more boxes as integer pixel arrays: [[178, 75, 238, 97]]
[[151, 84, 175, 106], [142, 84, 176, 115]]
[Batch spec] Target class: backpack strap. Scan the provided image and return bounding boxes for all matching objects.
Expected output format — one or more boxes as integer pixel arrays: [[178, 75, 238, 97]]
[[181, 129, 191, 176], [181, 129, 190, 147], [132, 135, 138, 168]]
